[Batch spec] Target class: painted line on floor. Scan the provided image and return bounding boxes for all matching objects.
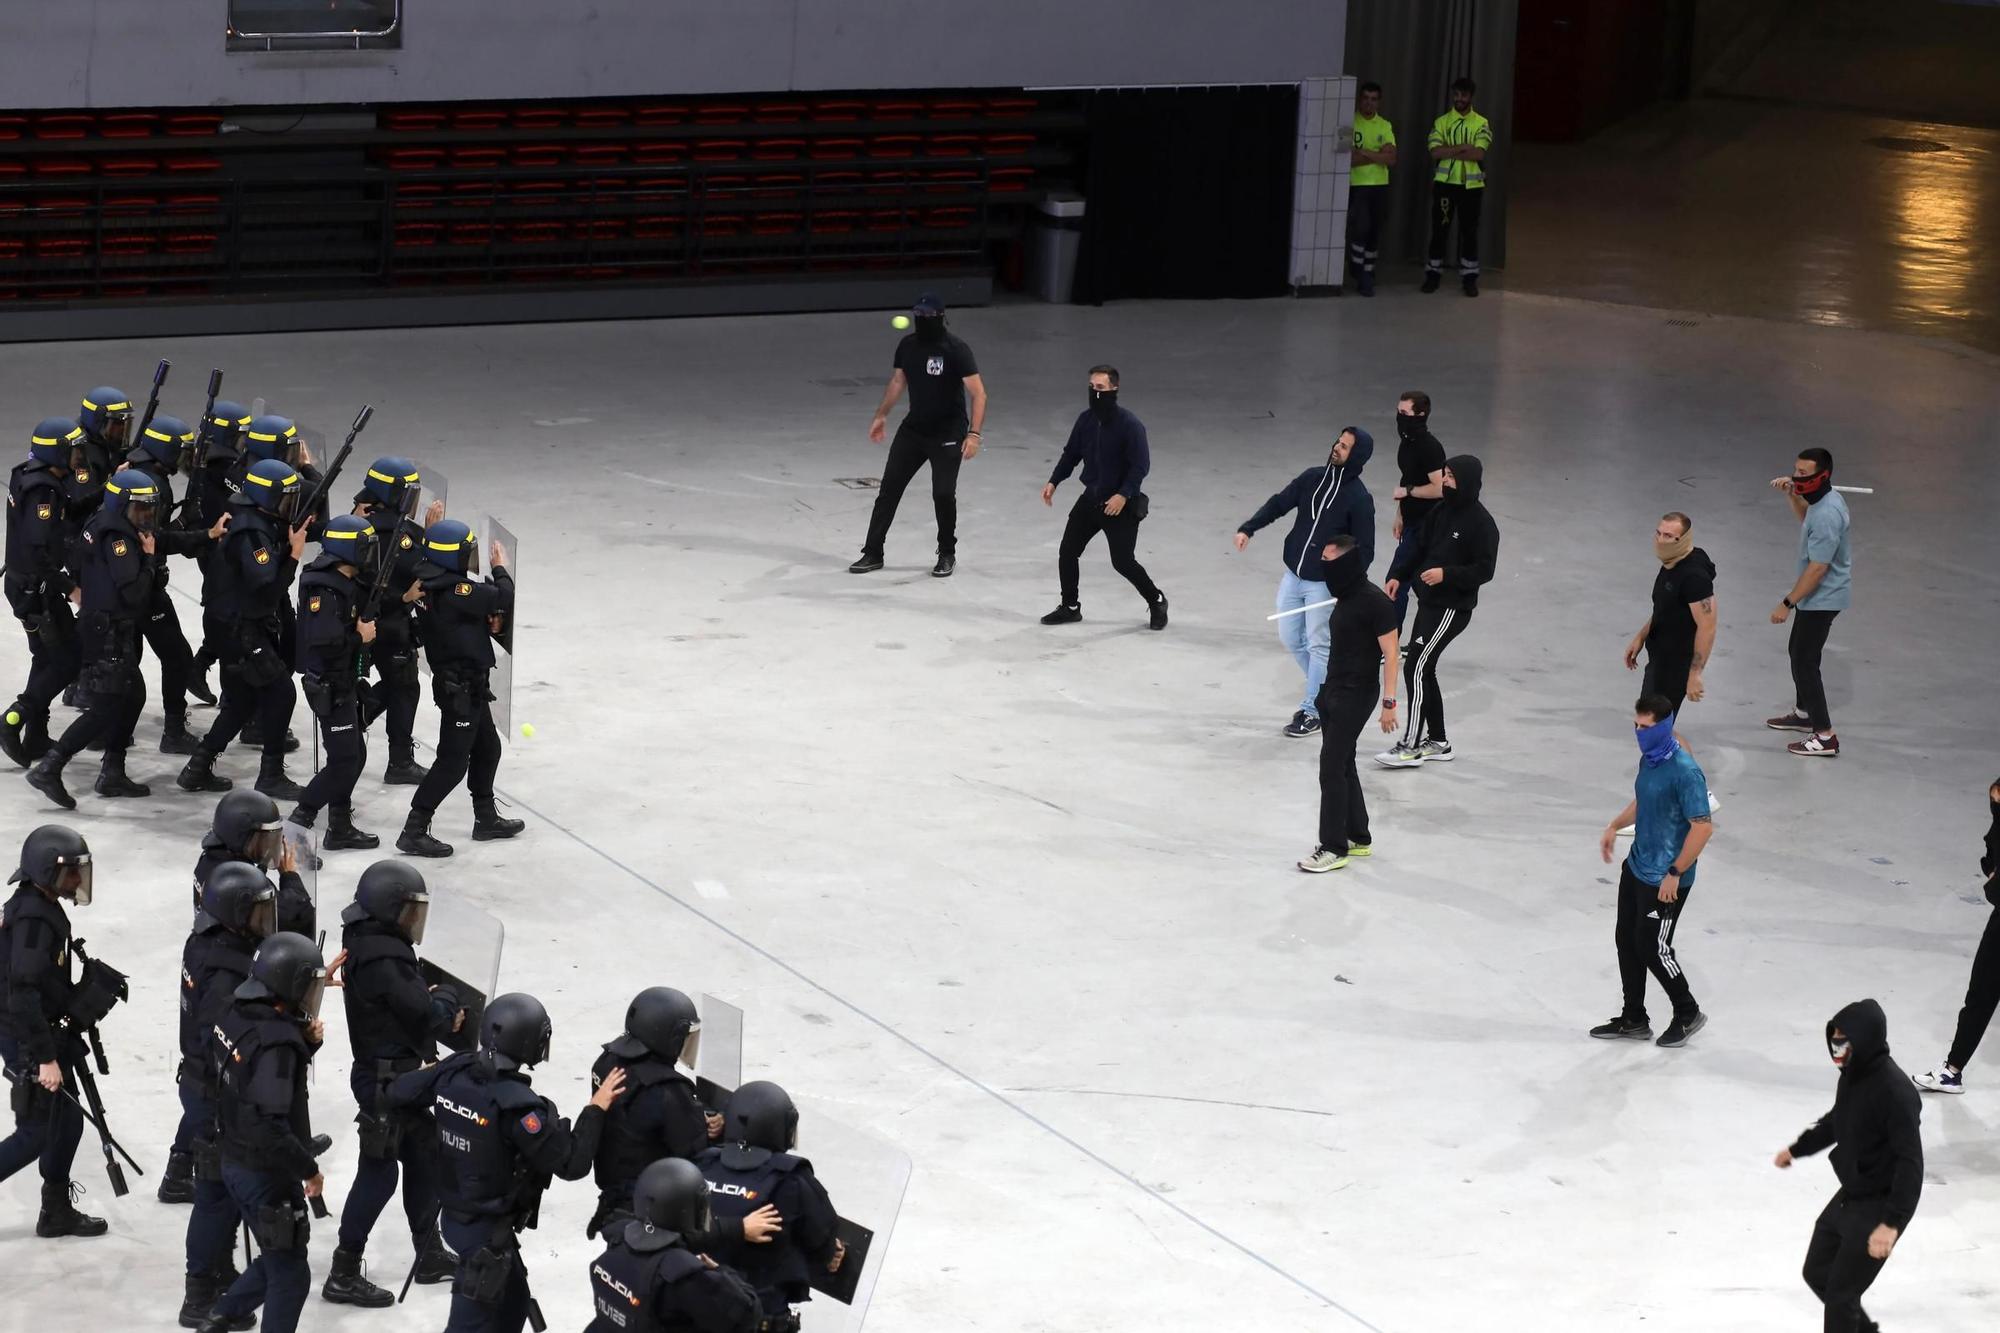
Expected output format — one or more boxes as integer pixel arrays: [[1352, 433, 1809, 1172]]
[[490, 787, 1385, 1332]]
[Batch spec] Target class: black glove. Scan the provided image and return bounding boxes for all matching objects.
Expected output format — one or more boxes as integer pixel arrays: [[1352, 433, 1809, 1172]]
[[308, 1134, 334, 1156]]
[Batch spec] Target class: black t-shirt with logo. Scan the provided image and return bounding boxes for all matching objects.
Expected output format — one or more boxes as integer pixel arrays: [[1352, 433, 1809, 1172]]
[[1325, 581, 1402, 691], [894, 333, 979, 439], [1396, 427, 1449, 530], [1644, 547, 1716, 661]]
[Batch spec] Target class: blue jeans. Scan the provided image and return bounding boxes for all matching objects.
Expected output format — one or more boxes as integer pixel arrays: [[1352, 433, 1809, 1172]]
[[1275, 572, 1333, 717], [217, 1162, 311, 1333], [1389, 525, 1424, 627]]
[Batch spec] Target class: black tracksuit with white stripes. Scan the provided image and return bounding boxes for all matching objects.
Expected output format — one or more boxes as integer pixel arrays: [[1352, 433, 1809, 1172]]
[[1385, 454, 1498, 747]]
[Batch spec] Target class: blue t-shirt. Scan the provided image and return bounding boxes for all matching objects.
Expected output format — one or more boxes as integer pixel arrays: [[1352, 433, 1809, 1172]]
[[1797, 492, 1851, 611], [1629, 746, 1710, 887]]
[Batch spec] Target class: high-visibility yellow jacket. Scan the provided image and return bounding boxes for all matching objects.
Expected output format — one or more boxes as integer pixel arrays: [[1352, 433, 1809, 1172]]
[[1428, 109, 1492, 188]]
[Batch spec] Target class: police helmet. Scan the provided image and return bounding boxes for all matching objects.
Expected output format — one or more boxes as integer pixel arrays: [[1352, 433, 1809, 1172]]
[[614, 987, 701, 1067], [9, 824, 93, 906], [198, 401, 252, 466], [360, 456, 422, 520], [317, 513, 377, 575], [236, 931, 327, 1019], [200, 861, 278, 939], [421, 518, 479, 576], [79, 386, 133, 445], [244, 415, 301, 467], [723, 1080, 799, 1153], [102, 470, 163, 531], [29, 418, 85, 469], [131, 414, 196, 477], [626, 1158, 712, 1244], [213, 789, 285, 868], [341, 860, 429, 945], [242, 457, 302, 522], [480, 992, 552, 1072]]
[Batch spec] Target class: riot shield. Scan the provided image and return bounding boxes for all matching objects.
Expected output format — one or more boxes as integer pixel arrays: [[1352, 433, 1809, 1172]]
[[695, 993, 742, 1108], [414, 466, 449, 682], [483, 516, 518, 743], [418, 896, 504, 1054], [793, 1098, 912, 1332], [280, 822, 318, 922]]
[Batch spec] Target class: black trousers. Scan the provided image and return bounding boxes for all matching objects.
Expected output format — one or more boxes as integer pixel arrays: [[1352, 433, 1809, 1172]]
[[1315, 686, 1376, 853], [143, 587, 195, 725], [374, 633, 421, 752], [1615, 858, 1697, 1023], [0, 1037, 83, 1185], [10, 598, 81, 729], [200, 619, 296, 761], [1426, 183, 1484, 277], [1399, 602, 1472, 747], [300, 689, 368, 813], [1642, 653, 1692, 719], [1802, 1195, 1890, 1333], [1345, 183, 1388, 278], [1947, 898, 2000, 1070], [1789, 609, 1840, 731], [337, 1069, 438, 1254], [861, 421, 964, 558], [1057, 492, 1158, 606], [413, 672, 500, 815]]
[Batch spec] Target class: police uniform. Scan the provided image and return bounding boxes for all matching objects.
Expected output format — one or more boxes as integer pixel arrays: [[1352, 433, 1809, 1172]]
[[194, 491, 300, 775], [389, 1049, 609, 1333], [187, 403, 253, 690], [587, 1228, 762, 1333], [0, 882, 84, 1190], [294, 548, 374, 827], [587, 1044, 712, 1237], [191, 837, 315, 937], [695, 1144, 842, 1321], [175, 918, 257, 1292], [131, 445, 218, 746], [360, 511, 429, 781], [38, 497, 156, 778], [4, 445, 82, 760], [209, 991, 322, 1332], [408, 561, 515, 835]]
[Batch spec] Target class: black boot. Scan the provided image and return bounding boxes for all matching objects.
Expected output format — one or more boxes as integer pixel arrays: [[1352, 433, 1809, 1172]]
[[157, 1149, 196, 1204], [177, 748, 233, 792], [255, 754, 305, 801], [195, 1310, 256, 1333], [398, 809, 453, 858], [321, 1246, 394, 1307], [35, 1179, 107, 1238], [0, 698, 31, 768], [178, 1272, 253, 1330], [26, 751, 76, 810], [96, 748, 152, 798], [187, 661, 217, 707], [160, 714, 201, 755], [20, 711, 52, 762], [326, 804, 380, 851], [413, 1228, 458, 1284], [472, 797, 525, 842], [242, 721, 301, 754], [383, 745, 429, 785]]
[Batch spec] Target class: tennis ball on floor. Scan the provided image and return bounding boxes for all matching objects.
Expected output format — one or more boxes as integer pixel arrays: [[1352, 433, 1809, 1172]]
[[520, 723, 535, 739], [891, 314, 912, 330]]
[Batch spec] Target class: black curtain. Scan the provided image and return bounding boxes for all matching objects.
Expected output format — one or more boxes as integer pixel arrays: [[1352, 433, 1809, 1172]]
[[1072, 86, 1298, 304]]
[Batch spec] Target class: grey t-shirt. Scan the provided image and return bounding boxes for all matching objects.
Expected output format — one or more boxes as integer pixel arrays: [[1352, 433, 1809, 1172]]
[[1797, 491, 1851, 611]]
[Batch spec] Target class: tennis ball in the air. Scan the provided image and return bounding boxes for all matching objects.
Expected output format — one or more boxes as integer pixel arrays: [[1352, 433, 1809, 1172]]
[[891, 314, 912, 330], [520, 723, 535, 739]]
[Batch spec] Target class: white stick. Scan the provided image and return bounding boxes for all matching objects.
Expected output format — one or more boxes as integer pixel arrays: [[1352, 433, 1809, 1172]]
[[1267, 597, 1337, 621], [1833, 485, 1873, 494]]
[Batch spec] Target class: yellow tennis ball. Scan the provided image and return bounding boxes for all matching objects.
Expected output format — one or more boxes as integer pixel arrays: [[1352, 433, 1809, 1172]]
[[891, 314, 911, 330], [520, 723, 535, 738]]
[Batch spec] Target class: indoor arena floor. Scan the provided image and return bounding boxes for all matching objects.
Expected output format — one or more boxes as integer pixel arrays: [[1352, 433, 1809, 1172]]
[[2, 287, 1996, 1332]]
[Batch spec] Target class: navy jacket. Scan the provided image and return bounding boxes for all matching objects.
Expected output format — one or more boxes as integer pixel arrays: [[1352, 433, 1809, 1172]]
[[1049, 406, 1150, 502], [1238, 427, 1376, 582]]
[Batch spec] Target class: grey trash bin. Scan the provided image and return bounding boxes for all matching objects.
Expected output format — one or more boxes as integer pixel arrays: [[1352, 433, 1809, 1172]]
[[1029, 194, 1086, 302]]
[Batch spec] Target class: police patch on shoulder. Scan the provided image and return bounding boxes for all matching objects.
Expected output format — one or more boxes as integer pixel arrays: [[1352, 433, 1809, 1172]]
[[308, 595, 322, 613], [254, 548, 272, 565], [520, 1111, 543, 1134], [400, 535, 413, 549], [76, 470, 91, 482], [111, 539, 129, 557], [454, 582, 472, 597], [35, 504, 51, 520]]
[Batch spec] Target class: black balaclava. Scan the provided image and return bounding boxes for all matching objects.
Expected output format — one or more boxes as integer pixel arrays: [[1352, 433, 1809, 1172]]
[[1090, 386, 1118, 418], [1324, 542, 1369, 596], [1441, 454, 1484, 509]]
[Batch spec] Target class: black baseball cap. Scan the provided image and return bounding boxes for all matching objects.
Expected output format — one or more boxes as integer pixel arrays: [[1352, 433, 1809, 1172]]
[[911, 292, 945, 316]]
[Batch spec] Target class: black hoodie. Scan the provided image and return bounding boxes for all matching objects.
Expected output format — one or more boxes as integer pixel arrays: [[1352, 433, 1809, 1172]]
[[1982, 787, 1999, 907], [1386, 454, 1499, 611], [1788, 999, 1924, 1231]]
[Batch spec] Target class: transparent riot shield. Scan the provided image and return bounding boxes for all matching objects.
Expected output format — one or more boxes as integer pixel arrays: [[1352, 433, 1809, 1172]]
[[483, 516, 518, 742], [695, 993, 743, 1108], [419, 896, 504, 1054], [280, 823, 319, 935], [794, 1098, 912, 1332], [413, 466, 449, 682]]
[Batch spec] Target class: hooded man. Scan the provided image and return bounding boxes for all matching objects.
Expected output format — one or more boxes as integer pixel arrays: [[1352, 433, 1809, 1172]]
[[1297, 534, 1399, 872], [1235, 426, 1376, 737], [1040, 364, 1167, 631], [1624, 512, 1717, 718], [1775, 999, 1923, 1333], [1913, 779, 2000, 1095], [1379, 453, 1497, 766], [1385, 391, 1446, 628]]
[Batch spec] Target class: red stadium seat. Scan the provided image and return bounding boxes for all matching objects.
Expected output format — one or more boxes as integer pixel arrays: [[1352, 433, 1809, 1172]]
[[100, 113, 159, 139], [811, 100, 866, 123], [165, 112, 224, 136], [510, 106, 568, 130], [384, 110, 448, 133], [751, 138, 804, 162]]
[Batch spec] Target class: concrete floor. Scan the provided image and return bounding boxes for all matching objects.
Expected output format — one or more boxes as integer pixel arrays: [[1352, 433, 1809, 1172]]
[[2, 287, 1998, 1332]]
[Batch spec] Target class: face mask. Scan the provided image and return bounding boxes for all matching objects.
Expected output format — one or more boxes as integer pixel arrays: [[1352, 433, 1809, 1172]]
[[1635, 716, 1677, 766], [1655, 531, 1692, 567], [1396, 413, 1424, 441], [1792, 470, 1830, 504], [1829, 1037, 1851, 1068], [914, 315, 945, 342], [1090, 387, 1118, 417]]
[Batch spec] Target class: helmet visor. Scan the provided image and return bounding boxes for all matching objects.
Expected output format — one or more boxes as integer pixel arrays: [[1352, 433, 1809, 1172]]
[[245, 825, 284, 870], [273, 483, 302, 525], [296, 968, 328, 1022], [103, 409, 132, 446], [245, 896, 278, 940], [399, 896, 430, 947], [680, 1023, 701, 1069], [59, 855, 93, 907]]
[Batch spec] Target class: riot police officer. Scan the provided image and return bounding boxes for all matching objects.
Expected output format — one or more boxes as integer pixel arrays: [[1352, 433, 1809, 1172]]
[[179, 457, 308, 799], [2, 420, 87, 768], [388, 991, 628, 1333], [588, 987, 724, 1238], [123, 415, 223, 751], [323, 861, 462, 1307], [586, 1157, 763, 1333], [351, 457, 435, 785], [696, 1082, 848, 1326], [238, 417, 313, 759], [290, 513, 383, 851], [73, 385, 133, 516], [187, 401, 254, 704], [25, 470, 171, 808], [192, 789, 315, 937], [166, 863, 275, 1329], [399, 520, 523, 858], [0, 824, 109, 1239], [195, 931, 330, 1333]]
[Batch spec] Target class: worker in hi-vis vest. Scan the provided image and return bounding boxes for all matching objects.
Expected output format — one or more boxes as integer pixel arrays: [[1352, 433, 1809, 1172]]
[[1423, 76, 1493, 298], [1345, 80, 1397, 298]]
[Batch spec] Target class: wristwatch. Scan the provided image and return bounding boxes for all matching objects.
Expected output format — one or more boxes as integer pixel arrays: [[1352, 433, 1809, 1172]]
[[1781, 596, 1794, 609], [1381, 697, 1398, 708]]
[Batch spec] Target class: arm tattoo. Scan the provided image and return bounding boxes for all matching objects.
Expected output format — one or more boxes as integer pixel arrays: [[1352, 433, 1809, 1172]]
[[1691, 650, 1708, 670], [1697, 597, 1714, 613]]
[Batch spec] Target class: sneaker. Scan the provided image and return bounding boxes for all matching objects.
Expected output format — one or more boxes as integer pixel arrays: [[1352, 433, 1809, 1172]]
[[848, 553, 884, 574], [1764, 711, 1814, 732], [1420, 271, 1441, 294], [1589, 1015, 1653, 1041], [1345, 842, 1373, 858], [1913, 1065, 1964, 1094], [1657, 1011, 1707, 1048], [1413, 739, 1454, 763], [1039, 604, 1082, 626], [1297, 846, 1348, 873], [1374, 745, 1423, 769], [1283, 712, 1321, 739], [931, 555, 955, 578], [1787, 733, 1839, 758], [1148, 592, 1168, 631]]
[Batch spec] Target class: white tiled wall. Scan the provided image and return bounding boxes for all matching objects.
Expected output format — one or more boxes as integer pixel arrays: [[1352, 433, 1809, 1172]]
[[1292, 75, 1354, 290]]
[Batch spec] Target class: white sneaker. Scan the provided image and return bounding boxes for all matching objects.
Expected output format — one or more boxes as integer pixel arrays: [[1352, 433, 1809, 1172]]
[[1414, 739, 1455, 763], [1374, 745, 1423, 769], [1913, 1065, 1965, 1094], [1297, 846, 1349, 873]]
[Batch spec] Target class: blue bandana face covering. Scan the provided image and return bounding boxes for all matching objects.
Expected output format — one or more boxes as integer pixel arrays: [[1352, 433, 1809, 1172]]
[[1635, 716, 1678, 767]]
